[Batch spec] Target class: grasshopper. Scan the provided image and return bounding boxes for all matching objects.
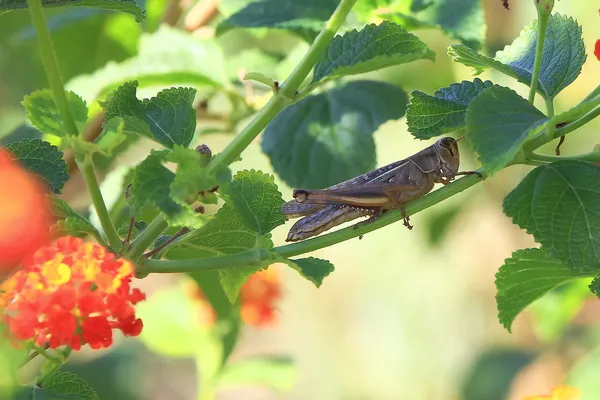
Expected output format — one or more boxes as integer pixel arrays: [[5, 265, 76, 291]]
[[280, 136, 478, 242]]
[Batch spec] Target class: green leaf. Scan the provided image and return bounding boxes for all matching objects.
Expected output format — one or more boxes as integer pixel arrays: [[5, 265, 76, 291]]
[[166, 205, 275, 302], [407, 78, 494, 139], [62, 117, 127, 158], [218, 356, 296, 392], [136, 287, 222, 358], [129, 150, 178, 215], [22, 89, 88, 137], [5, 138, 69, 193], [117, 220, 147, 242], [383, 0, 485, 51], [262, 80, 408, 188], [216, 0, 338, 42], [465, 86, 546, 175], [128, 150, 210, 228], [495, 248, 590, 332], [67, 25, 225, 102], [166, 146, 230, 210], [503, 161, 600, 274], [282, 257, 334, 287], [50, 197, 102, 240], [222, 170, 286, 235], [44, 372, 99, 400], [102, 81, 196, 149], [311, 21, 435, 85], [0, 0, 145, 22], [450, 14, 585, 99]]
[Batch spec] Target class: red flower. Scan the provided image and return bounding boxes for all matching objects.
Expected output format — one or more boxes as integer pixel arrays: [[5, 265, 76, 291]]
[[0, 236, 146, 350], [595, 39, 600, 62], [0, 149, 53, 273], [188, 267, 281, 327]]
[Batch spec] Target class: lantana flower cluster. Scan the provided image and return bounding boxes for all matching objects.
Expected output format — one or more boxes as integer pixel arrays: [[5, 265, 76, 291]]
[[190, 267, 281, 327], [0, 236, 146, 350]]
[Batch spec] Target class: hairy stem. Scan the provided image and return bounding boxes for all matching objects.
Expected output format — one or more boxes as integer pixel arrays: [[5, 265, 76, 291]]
[[528, 6, 549, 104], [142, 248, 272, 273], [77, 156, 122, 252], [207, 0, 357, 173], [27, 0, 79, 136]]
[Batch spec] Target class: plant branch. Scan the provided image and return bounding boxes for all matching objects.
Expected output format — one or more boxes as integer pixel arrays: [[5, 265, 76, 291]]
[[207, 0, 357, 173], [139, 172, 484, 274], [528, 3, 549, 104], [127, 214, 168, 263], [27, 0, 79, 137], [77, 156, 122, 252], [142, 248, 272, 273]]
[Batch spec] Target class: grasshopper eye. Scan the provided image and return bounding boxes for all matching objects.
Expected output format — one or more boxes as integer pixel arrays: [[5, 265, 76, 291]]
[[293, 189, 309, 203], [439, 137, 456, 156]]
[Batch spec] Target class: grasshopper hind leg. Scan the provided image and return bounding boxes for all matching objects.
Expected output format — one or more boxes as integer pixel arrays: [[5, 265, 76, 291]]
[[401, 207, 413, 230]]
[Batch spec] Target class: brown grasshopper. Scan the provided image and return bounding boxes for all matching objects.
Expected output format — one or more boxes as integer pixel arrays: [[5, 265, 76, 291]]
[[280, 137, 478, 242]]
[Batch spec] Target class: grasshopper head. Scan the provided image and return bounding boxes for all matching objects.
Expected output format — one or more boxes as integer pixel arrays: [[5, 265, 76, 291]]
[[435, 137, 460, 177]]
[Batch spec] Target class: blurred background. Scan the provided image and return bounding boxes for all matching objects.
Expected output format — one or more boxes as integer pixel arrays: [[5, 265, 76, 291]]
[[2, 0, 600, 399]]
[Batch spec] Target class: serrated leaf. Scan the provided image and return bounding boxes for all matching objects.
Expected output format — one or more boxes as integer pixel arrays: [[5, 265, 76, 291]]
[[165, 146, 230, 209], [166, 205, 275, 302], [450, 14, 585, 99], [67, 25, 225, 103], [128, 150, 209, 229], [383, 0, 485, 51], [218, 356, 296, 392], [22, 89, 88, 137], [495, 248, 590, 332], [62, 116, 127, 158], [502, 166, 543, 237], [262, 80, 408, 188], [0, 0, 145, 22], [129, 150, 179, 215], [50, 197, 101, 239], [223, 170, 286, 235], [503, 161, 600, 274], [407, 78, 494, 139], [216, 0, 338, 42], [102, 81, 196, 149], [589, 276, 600, 300], [5, 138, 69, 193], [282, 257, 334, 287], [465, 86, 546, 175], [312, 21, 435, 85], [44, 372, 99, 400]]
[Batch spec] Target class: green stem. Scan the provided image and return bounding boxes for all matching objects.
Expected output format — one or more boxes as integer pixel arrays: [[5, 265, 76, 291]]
[[127, 214, 168, 263], [142, 248, 271, 273], [27, 0, 79, 136], [77, 156, 122, 252], [37, 348, 71, 386], [139, 173, 483, 274], [528, 151, 600, 163], [528, 7, 549, 104], [583, 83, 600, 103], [524, 106, 600, 151], [207, 0, 357, 173]]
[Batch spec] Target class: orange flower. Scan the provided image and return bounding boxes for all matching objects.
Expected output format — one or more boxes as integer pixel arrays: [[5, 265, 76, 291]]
[[0, 149, 53, 273], [240, 268, 281, 327], [523, 385, 580, 400], [0, 236, 145, 350], [189, 267, 281, 327]]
